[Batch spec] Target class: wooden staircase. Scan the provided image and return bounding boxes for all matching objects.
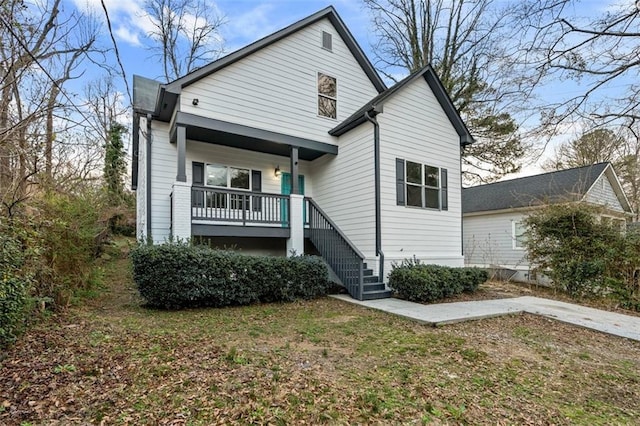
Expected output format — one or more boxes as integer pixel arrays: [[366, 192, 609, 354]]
[[361, 263, 393, 300], [305, 198, 392, 301]]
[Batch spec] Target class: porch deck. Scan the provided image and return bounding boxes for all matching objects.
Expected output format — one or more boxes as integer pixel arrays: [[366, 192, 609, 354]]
[[187, 187, 291, 237]]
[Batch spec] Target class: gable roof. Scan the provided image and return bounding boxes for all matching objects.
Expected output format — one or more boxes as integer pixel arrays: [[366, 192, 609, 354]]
[[329, 64, 474, 146], [164, 6, 386, 94], [462, 162, 632, 214]]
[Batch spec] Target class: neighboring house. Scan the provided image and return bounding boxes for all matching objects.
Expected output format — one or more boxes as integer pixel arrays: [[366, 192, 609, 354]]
[[462, 163, 633, 283], [131, 6, 474, 300]]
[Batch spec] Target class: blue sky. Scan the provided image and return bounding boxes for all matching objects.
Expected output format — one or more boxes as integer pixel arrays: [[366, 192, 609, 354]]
[[70, 0, 377, 84], [65, 0, 629, 177]]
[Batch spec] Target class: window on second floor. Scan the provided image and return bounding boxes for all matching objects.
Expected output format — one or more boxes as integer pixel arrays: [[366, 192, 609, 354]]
[[318, 72, 337, 119]]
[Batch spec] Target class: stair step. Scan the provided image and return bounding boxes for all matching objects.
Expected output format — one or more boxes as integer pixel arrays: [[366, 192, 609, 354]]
[[363, 262, 368, 270], [363, 268, 374, 276], [363, 282, 385, 292], [363, 275, 380, 284], [361, 289, 393, 300]]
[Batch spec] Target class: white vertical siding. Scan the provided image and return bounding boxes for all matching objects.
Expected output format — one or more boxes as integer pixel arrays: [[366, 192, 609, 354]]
[[585, 174, 625, 213], [378, 77, 464, 271], [463, 211, 530, 269], [310, 122, 376, 258], [179, 18, 380, 145]]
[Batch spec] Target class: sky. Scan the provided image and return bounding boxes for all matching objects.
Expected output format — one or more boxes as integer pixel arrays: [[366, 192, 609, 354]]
[[64, 0, 630, 180]]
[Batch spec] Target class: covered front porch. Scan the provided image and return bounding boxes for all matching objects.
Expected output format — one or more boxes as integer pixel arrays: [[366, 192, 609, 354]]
[[168, 111, 337, 253]]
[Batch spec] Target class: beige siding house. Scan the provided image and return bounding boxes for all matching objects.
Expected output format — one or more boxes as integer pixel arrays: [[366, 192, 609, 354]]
[[132, 6, 473, 300], [462, 163, 633, 283]]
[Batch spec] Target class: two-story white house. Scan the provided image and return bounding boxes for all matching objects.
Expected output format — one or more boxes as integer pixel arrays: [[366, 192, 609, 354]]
[[132, 6, 474, 300]]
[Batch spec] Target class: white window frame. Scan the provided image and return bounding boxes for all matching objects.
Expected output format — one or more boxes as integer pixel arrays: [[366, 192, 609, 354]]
[[512, 220, 527, 250], [317, 72, 337, 119], [205, 163, 252, 191], [404, 160, 441, 210]]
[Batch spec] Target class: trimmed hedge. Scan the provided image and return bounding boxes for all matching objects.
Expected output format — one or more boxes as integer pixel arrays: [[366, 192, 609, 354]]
[[130, 242, 329, 309], [389, 261, 487, 303]]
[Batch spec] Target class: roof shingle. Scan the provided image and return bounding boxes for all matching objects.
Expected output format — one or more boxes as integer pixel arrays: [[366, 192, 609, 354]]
[[462, 163, 609, 214]]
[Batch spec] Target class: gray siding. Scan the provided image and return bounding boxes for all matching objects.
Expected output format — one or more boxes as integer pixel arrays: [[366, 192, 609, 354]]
[[585, 174, 625, 213], [463, 211, 529, 269]]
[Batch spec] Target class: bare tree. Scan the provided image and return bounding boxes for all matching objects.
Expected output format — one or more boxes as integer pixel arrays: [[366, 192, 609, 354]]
[[84, 76, 129, 142], [0, 0, 104, 214], [364, 0, 536, 182], [145, 0, 226, 82], [526, 1, 640, 127], [519, 0, 640, 217]]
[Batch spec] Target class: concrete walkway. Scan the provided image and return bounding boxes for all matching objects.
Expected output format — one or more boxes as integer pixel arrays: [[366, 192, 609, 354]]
[[331, 294, 640, 342]]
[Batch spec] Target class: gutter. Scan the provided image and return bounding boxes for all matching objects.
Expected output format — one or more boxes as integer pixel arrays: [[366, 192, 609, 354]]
[[146, 114, 153, 241], [364, 109, 384, 281]]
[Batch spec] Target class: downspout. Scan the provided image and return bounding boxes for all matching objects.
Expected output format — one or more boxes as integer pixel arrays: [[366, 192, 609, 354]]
[[460, 142, 466, 258], [146, 113, 153, 242], [364, 110, 384, 282]]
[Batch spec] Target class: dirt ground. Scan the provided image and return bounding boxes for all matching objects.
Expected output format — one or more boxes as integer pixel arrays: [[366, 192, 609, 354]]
[[1, 246, 639, 424]]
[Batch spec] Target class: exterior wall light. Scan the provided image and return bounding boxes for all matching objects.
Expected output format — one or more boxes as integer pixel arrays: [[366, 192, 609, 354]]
[[274, 165, 281, 177], [192, 98, 199, 106]]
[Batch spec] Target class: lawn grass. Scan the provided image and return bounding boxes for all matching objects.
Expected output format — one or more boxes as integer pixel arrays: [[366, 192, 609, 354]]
[[1, 240, 639, 424]]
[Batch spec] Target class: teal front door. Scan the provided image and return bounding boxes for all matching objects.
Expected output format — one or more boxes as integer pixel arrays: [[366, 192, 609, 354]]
[[281, 173, 305, 226]]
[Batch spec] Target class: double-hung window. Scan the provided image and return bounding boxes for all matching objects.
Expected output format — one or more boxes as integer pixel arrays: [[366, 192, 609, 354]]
[[397, 159, 447, 210], [513, 221, 527, 249], [317, 72, 337, 119]]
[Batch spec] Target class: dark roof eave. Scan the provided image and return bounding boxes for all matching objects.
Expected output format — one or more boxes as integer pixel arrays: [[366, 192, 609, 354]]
[[329, 108, 372, 136], [329, 65, 474, 145]]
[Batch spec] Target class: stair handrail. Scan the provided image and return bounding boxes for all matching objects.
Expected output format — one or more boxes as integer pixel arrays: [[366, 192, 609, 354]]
[[305, 197, 365, 300], [305, 197, 366, 260]]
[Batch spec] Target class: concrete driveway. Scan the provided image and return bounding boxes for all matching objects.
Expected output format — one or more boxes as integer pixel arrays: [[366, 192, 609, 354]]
[[331, 295, 640, 341]]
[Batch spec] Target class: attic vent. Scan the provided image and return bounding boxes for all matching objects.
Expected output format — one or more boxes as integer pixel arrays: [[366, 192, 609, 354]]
[[322, 31, 332, 51]]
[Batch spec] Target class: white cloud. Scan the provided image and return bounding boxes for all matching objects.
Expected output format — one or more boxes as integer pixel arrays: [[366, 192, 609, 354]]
[[114, 25, 142, 46], [223, 3, 278, 45], [71, 0, 151, 46]]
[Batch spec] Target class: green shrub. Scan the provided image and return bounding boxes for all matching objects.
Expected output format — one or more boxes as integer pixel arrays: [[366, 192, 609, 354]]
[[458, 268, 489, 293], [524, 203, 639, 303], [31, 190, 106, 307], [388, 258, 487, 303], [0, 224, 32, 347], [130, 242, 329, 309]]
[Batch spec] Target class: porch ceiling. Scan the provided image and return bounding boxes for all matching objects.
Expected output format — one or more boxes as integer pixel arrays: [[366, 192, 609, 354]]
[[171, 112, 338, 161]]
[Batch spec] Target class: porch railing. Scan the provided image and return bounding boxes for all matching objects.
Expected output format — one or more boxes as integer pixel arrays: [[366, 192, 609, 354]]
[[305, 197, 365, 300], [191, 186, 289, 227]]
